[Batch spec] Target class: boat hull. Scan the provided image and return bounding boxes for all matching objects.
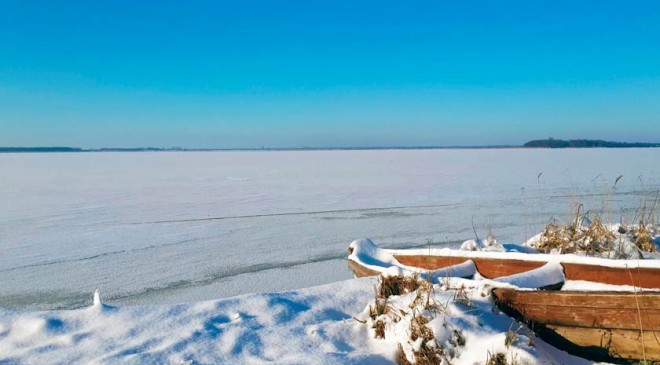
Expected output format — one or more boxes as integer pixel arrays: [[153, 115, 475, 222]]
[[493, 288, 660, 362], [383, 254, 660, 289]]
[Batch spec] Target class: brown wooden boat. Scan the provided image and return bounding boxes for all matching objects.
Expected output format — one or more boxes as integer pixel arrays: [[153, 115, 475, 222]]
[[348, 246, 660, 289], [347, 239, 660, 362], [493, 289, 660, 362]]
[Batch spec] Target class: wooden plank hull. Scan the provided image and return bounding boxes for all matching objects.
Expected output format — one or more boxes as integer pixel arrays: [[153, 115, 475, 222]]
[[391, 254, 660, 289], [347, 258, 381, 278], [393, 255, 545, 278], [547, 326, 660, 362], [493, 288, 660, 361]]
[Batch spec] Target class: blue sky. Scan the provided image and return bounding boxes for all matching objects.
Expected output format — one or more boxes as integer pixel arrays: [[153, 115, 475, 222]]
[[1, 1, 660, 148]]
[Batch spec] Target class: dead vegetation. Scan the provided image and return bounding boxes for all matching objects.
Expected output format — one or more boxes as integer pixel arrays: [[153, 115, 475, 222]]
[[361, 273, 541, 365], [379, 274, 431, 299], [363, 274, 467, 364], [505, 323, 524, 348], [537, 203, 611, 254], [537, 216, 615, 255], [452, 284, 474, 308], [374, 319, 385, 339], [528, 174, 659, 258], [407, 315, 444, 365], [630, 224, 656, 253], [369, 296, 390, 319], [486, 351, 519, 365], [397, 313, 464, 365], [368, 293, 393, 339], [534, 202, 657, 257]]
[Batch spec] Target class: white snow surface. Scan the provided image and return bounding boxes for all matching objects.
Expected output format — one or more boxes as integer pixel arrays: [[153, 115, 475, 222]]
[[0, 277, 601, 365], [493, 262, 564, 289], [1, 149, 660, 310], [0, 278, 382, 364]]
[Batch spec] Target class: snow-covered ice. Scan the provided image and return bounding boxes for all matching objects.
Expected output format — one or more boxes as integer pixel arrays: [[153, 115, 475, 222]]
[[1, 148, 659, 310], [1, 148, 659, 363]]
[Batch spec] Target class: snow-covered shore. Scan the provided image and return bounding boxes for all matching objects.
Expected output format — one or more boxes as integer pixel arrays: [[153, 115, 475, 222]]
[[0, 275, 604, 365], [1, 278, 382, 364]]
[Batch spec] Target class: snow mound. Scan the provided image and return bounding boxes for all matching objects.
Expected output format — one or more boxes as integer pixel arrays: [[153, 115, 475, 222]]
[[0, 278, 394, 364], [460, 232, 504, 252], [353, 274, 593, 365], [493, 261, 565, 289]]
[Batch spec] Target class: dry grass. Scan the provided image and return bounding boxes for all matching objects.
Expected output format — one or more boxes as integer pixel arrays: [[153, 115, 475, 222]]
[[396, 313, 447, 365], [410, 314, 434, 341], [537, 214, 657, 257], [397, 344, 411, 365], [486, 352, 508, 365], [369, 297, 390, 319], [374, 320, 385, 339], [452, 284, 474, 308], [379, 274, 431, 299], [536, 221, 575, 253], [374, 274, 466, 365], [486, 351, 519, 365], [449, 329, 466, 347], [631, 224, 656, 253], [505, 323, 524, 348], [405, 314, 444, 365], [536, 213, 630, 256], [369, 286, 394, 339], [534, 183, 659, 257]]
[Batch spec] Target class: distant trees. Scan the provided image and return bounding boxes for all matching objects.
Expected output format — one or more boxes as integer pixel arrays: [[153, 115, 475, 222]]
[[523, 139, 660, 148]]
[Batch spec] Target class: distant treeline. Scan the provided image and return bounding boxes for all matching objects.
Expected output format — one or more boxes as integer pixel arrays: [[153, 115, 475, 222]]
[[0, 147, 84, 153], [523, 139, 660, 148], [2, 140, 659, 153], [0, 147, 169, 153], [0, 146, 514, 153]]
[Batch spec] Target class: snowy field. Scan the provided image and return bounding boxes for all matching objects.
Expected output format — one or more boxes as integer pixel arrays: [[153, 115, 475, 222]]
[[0, 277, 598, 365], [1, 149, 659, 310]]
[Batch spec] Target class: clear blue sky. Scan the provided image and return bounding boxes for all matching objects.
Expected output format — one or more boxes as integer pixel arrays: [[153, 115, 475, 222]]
[[1, 1, 660, 148]]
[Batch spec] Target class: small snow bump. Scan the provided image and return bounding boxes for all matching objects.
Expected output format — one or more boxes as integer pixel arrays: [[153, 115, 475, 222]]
[[93, 289, 101, 307]]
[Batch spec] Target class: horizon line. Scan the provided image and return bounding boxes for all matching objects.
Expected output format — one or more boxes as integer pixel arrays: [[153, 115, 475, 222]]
[[0, 145, 520, 153]]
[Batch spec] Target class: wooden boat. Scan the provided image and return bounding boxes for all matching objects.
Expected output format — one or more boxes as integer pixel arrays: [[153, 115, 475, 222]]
[[347, 238, 660, 362], [347, 241, 660, 289], [493, 289, 660, 362]]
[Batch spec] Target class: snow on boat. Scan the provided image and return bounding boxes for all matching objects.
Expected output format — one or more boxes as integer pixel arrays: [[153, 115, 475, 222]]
[[347, 238, 660, 362], [348, 238, 660, 288]]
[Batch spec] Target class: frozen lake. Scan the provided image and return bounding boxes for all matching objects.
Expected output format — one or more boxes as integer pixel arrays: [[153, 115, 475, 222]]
[[1, 149, 658, 310]]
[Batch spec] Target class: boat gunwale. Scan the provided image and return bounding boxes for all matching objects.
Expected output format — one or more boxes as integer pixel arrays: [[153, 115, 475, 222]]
[[388, 249, 660, 269]]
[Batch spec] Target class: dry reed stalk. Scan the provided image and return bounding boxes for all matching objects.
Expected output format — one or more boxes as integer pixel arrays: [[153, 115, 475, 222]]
[[627, 267, 647, 363]]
